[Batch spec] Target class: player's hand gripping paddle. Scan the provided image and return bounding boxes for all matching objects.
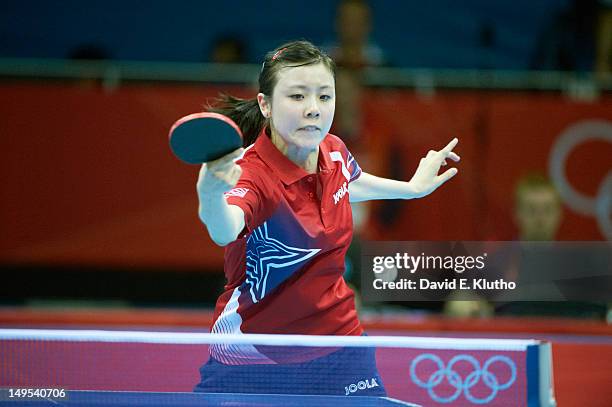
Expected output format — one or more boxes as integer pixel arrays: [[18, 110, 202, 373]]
[[169, 112, 243, 164]]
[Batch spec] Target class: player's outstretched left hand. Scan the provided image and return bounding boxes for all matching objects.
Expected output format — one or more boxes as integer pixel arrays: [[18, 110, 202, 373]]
[[408, 138, 460, 198]]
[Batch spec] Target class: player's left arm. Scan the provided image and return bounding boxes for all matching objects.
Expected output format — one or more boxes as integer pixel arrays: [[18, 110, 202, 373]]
[[349, 138, 460, 202]]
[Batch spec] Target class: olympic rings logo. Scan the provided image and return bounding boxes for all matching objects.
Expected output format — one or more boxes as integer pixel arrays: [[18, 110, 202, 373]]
[[549, 120, 612, 240], [410, 353, 516, 404]]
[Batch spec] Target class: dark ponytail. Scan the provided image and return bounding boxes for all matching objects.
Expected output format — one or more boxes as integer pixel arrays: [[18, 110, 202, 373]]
[[206, 95, 267, 147], [207, 40, 336, 146]]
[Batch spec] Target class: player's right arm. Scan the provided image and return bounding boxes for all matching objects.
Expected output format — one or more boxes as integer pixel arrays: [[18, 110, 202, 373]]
[[197, 148, 245, 246]]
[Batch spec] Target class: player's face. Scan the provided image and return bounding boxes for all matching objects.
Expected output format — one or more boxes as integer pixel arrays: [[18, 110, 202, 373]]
[[268, 62, 335, 151]]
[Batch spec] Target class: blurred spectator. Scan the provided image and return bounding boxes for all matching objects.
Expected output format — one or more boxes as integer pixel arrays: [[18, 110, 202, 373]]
[[477, 20, 497, 70], [443, 291, 494, 319], [327, 0, 385, 68], [444, 173, 606, 319], [513, 173, 563, 241], [334, 68, 363, 142], [209, 35, 246, 63], [328, 1, 383, 314], [493, 173, 607, 319], [530, 0, 602, 72], [327, 0, 388, 147], [326, 0, 379, 146], [595, 2, 612, 76], [68, 43, 112, 61], [67, 43, 115, 91]]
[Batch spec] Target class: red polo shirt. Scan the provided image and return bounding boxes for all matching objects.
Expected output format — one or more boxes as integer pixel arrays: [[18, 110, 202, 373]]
[[210, 131, 362, 363]]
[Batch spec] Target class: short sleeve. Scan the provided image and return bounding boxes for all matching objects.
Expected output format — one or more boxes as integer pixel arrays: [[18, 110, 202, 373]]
[[223, 162, 273, 236], [329, 134, 362, 183], [345, 148, 362, 183]]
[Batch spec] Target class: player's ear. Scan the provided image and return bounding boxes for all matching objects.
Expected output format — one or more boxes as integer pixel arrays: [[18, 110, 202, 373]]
[[257, 93, 271, 119]]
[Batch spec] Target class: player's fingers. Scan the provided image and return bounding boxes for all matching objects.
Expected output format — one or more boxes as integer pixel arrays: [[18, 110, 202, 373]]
[[448, 152, 460, 162], [436, 167, 459, 186], [220, 148, 245, 166], [221, 165, 242, 190], [441, 138, 459, 153], [231, 163, 242, 183], [209, 148, 244, 167], [227, 147, 244, 159]]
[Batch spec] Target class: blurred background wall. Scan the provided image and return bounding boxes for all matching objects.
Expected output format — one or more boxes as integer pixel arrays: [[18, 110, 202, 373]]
[[0, 0, 610, 309], [0, 0, 568, 68]]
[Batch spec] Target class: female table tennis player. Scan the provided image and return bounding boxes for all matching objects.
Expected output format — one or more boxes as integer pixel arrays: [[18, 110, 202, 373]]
[[193, 40, 460, 396]]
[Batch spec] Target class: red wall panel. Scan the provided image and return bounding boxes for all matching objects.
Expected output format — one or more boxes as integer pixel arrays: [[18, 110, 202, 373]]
[[1, 84, 610, 269]]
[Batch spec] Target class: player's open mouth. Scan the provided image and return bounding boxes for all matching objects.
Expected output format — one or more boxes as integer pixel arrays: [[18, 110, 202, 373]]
[[299, 126, 320, 132]]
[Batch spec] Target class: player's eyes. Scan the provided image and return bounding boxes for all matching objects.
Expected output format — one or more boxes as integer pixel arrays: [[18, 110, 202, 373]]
[[320, 95, 332, 101], [290, 94, 304, 100]]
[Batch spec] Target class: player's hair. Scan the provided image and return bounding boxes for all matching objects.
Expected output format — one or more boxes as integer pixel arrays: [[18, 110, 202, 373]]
[[207, 40, 336, 146]]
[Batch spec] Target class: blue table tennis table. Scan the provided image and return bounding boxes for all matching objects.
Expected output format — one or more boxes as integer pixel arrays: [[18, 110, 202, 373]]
[[0, 390, 420, 406]]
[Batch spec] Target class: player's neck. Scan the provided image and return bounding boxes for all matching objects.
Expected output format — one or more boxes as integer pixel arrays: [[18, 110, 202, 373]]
[[270, 131, 319, 174]]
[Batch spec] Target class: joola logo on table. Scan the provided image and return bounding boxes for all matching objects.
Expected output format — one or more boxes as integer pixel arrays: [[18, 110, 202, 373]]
[[333, 182, 348, 204], [345, 378, 379, 395]]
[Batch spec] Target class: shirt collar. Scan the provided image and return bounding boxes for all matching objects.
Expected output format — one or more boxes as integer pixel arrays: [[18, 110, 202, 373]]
[[255, 129, 333, 185]]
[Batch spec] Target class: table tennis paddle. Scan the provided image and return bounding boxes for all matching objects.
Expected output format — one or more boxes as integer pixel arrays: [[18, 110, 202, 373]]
[[168, 112, 243, 164]]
